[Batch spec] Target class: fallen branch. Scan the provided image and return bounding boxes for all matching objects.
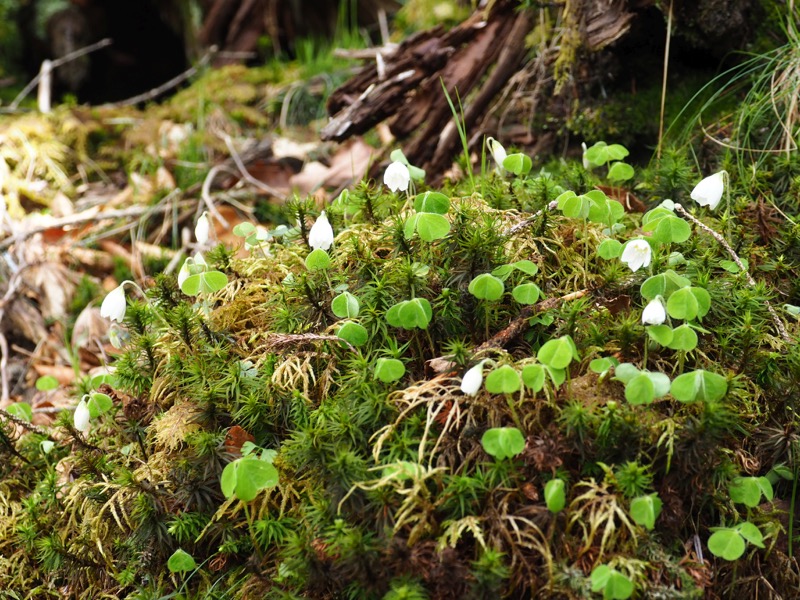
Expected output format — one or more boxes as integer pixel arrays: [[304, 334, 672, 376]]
[[108, 45, 217, 107], [0, 201, 191, 251], [8, 38, 112, 110], [503, 200, 559, 237], [674, 203, 791, 344], [429, 288, 590, 373], [477, 289, 590, 353], [0, 408, 53, 438]]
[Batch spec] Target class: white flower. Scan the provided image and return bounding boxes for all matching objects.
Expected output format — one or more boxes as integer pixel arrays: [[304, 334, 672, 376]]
[[642, 297, 666, 325], [308, 211, 334, 251], [486, 137, 507, 170], [384, 161, 410, 192], [195, 211, 210, 244], [178, 258, 191, 288], [581, 142, 591, 170], [74, 398, 90, 435], [460, 362, 485, 396], [100, 284, 127, 322], [620, 239, 652, 273], [690, 171, 725, 210]]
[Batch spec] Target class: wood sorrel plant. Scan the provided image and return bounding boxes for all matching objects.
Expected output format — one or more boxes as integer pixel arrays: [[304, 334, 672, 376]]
[[4, 141, 798, 599]]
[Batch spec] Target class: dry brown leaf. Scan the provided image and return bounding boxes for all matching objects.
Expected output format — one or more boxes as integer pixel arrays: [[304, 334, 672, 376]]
[[321, 138, 374, 189], [6, 296, 49, 345], [72, 306, 110, 351], [224, 425, 255, 456], [289, 161, 329, 195], [32, 364, 76, 386], [26, 262, 78, 320]]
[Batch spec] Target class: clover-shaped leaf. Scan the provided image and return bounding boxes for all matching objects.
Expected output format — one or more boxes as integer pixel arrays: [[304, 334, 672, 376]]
[[374, 358, 406, 383], [7, 402, 32, 422], [336, 321, 369, 346], [36, 376, 59, 391], [181, 270, 228, 296], [708, 528, 746, 561], [666, 324, 698, 351], [220, 456, 279, 502], [521, 364, 546, 392], [167, 549, 197, 573], [512, 283, 541, 305], [468, 273, 505, 301], [386, 298, 432, 329], [537, 335, 578, 369], [590, 564, 634, 599], [413, 191, 450, 214], [331, 292, 360, 318], [646, 325, 673, 346], [502, 153, 532, 175], [729, 476, 773, 507], [485, 365, 522, 394], [670, 369, 727, 402], [481, 427, 525, 460], [544, 478, 566, 513], [630, 494, 662, 530], [86, 392, 113, 418], [607, 161, 634, 183], [305, 249, 331, 271], [597, 239, 623, 259]]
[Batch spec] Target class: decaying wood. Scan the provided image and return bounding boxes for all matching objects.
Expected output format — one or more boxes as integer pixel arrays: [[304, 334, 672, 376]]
[[322, 0, 637, 182], [585, 0, 635, 50], [321, 28, 452, 141]]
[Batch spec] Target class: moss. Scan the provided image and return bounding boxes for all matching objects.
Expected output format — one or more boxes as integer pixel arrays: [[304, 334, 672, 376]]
[[2, 146, 799, 597]]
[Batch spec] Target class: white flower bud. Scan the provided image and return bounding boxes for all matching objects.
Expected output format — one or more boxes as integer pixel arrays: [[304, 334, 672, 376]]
[[74, 398, 91, 435], [460, 362, 485, 396], [178, 258, 191, 288], [384, 161, 411, 192], [642, 297, 667, 325], [195, 211, 210, 244], [100, 284, 127, 323], [486, 137, 507, 171], [690, 171, 725, 210], [308, 211, 334, 251]]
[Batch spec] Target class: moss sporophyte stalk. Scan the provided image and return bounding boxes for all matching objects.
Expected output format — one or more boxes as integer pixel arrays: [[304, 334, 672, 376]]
[[4, 139, 799, 598]]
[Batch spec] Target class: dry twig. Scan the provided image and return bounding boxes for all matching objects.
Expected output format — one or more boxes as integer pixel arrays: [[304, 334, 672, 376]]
[[674, 203, 791, 344]]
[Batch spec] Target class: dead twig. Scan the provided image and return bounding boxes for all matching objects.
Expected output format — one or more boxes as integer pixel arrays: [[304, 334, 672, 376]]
[[0, 407, 53, 438], [0, 267, 27, 403], [477, 289, 590, 352], [220, 133, 286, 199], [674, 203, 791, 344], [8, 38, 112, 110], [502, 200, 559, 237], [0, 202, 190, 252], [108, 46, 217, 108]]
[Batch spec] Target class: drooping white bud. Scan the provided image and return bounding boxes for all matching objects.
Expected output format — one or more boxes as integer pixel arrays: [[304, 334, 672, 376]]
[[620, 239, 652, 273], [690, 171, 725, 210], [74, 398, 91, 435], [100, 284, 127, 323], [195, 211, 210, 244], [460, 362, 485, 396], [308, 211, 334, 251], [384, 161, 411, 192]]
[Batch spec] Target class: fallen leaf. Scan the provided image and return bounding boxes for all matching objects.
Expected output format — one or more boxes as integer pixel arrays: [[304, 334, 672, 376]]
[[224, 425, 255, 455]]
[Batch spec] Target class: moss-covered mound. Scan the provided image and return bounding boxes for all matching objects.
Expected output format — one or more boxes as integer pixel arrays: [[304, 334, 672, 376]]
[[2, 148, 800, 598]]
